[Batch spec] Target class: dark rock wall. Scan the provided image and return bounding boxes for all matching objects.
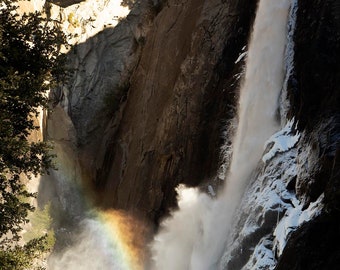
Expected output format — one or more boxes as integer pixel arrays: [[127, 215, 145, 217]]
[[47, 0, 340, 267], [48, 0, 85, 7], [288, 0, 340, 131], [275, 212, 340, 270], [276, 0, 340, 269], [94, 0, 257, 222], [53, 1, 158, 197], [217, 0, 340, 268]]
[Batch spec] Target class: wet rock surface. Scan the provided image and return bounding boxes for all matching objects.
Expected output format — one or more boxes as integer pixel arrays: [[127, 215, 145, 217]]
[[275, 211, 340, 270], [278, 0, 340, 268], [218, 0, 340, 268], [44, 0, 339, 268], [288, 0, 340, 131], [93, 0, 257, 222]]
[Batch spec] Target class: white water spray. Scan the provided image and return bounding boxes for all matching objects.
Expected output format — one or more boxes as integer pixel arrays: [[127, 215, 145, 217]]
[[151, 0, 291, 269]]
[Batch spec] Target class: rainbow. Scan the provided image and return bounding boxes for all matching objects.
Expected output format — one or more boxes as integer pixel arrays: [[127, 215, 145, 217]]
[[43, 140, 148, 269], [47, 208, 148, 269], [94, 210, 148, 270]]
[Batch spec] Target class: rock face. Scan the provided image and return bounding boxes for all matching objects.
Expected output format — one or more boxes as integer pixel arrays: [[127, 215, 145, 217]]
[[218, 0, 340, 269], [275, 0, 340, 269], [48, 0, 85, 7], [39, 0, 156, 252], [92, 0, 257, 222], [46, 0, 339, 268], [46, 0, 157, 204], [56, 1, 154, 171], [275, 213, 340, 270], [289, 0, 340, 131], [291, 0, 340, 214]]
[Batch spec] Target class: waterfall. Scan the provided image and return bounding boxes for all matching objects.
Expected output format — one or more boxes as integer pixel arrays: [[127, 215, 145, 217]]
[[150, 0, 291, 269]]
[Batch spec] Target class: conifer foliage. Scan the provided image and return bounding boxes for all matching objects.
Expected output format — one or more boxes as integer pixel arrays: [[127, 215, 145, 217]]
[[0, 1, 66, 268]]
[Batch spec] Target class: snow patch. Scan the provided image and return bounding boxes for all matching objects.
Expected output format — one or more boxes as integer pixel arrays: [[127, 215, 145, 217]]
[[242, 236, 276, 270], [262, 119, 299, 163], [220, 146, 298, 269], [208, 185, 216, 197], [239, 221, 259, 237], [273, 193, 324, 256], [235, 51, 247, 64]]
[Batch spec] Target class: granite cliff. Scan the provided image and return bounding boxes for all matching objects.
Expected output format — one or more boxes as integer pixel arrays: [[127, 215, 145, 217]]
[[36, 0, 339, 268], [46, 0, 257, 224], [93, 0, 257, 222]]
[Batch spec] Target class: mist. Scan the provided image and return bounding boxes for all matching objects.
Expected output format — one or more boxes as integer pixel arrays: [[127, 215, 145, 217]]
[[48, 210, 148, 270], [48, 217, 128, 270], [150, 0, 291, 269]]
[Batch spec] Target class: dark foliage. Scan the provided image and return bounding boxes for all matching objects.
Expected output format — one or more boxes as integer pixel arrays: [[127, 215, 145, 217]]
[[0, 1, 67, 268]]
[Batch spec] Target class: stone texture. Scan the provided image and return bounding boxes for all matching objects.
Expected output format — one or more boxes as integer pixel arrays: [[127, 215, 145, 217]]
[[295, 118, 339, 209], [274, 0, 340, 268], [42, 0, 339, 267], [210, 0, 340, 268], [275, 211, 340, 270], [288, 0, 340, 131], [48, 0, 157, 195], [93, 0, 257, 222], [48, 0, 85, 7]]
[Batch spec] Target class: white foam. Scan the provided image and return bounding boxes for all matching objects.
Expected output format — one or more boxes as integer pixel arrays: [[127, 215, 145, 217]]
[[150, 1, 291, 269]]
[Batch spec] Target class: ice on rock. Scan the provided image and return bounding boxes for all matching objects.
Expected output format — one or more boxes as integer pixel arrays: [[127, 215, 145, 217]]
[[262, 119, 300, 163], [273, 193, 324, 256]]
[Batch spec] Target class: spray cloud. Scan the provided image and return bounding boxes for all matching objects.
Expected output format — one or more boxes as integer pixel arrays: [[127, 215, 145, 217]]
[[150, 0, 291, 269], [48, 210, 148, 270]]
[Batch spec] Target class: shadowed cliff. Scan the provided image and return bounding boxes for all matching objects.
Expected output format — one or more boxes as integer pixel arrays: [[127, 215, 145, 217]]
[[275, 0, 340, 269], [91, 0, 257, 223], [48, 0, 85, 8], [44, 0, 339, 268]]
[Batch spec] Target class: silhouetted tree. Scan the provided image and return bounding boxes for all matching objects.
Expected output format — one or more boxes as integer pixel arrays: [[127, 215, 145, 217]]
[[0, 1, 67, 268]]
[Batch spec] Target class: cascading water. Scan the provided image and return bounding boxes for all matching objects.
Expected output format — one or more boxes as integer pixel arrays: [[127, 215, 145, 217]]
[[151, 0, 291, 269]]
